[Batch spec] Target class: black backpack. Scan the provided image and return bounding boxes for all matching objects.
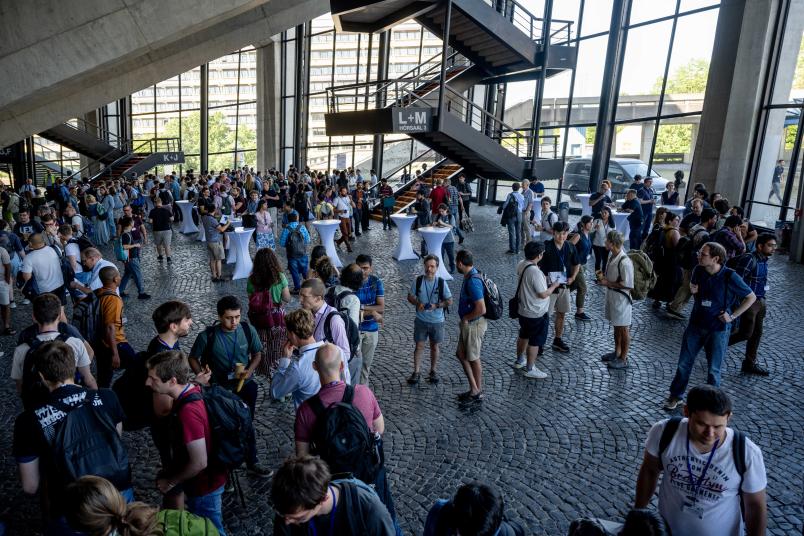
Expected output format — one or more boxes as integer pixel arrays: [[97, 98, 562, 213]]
[[21, 333, 71, 411], [45, 391, 132, 491], [308, 385, 381, 483], [51, 245, 75, 289], [499, 194, 518, 226], [324, 307, 361, 363], [173, 385, 254, 469], [678, 227, 709, 269], [72, 290, 117, 344], [286, 227, 306, 258], [69, 236, 95, 252], [111, 352, 155, 431], [415, 275, 449, 314], [467, 272, 504, 320]]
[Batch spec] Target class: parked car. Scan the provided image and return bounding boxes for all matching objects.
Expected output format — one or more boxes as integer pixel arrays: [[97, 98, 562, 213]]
[[563, 157, 668, 201]]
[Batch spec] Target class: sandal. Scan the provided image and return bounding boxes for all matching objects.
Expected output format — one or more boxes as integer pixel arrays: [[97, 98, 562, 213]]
[[406, 372, 420, 385], [470, 392, 485, 401], [456, 390, 473, 401], [427, 370, 439, 384]]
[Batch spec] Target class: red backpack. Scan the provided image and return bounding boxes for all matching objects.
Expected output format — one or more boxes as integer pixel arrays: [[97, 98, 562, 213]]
[[247, 289, 285, 329]]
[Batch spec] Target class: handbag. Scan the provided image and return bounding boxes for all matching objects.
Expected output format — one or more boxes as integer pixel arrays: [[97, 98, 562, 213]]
[[382, 196, 395, 208], [508, 264, 537, 319]]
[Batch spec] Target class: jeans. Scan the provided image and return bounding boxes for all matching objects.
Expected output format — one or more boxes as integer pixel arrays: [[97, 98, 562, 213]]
[[120, 257, 144, 294], [728, 298, 766, 364], [441, 241, 455, 273], [641, 211, 653, 239], [353, 208, 362, 234], [382, 206, 392, 229], [186, 485, 226, 536], [450, 208, 464, 240], [669, 324, 730, 398], [359, 330, 379, 385], [629, 224, 643, 250], [288, 255, 308, 290], [96, 341, 137, 388], [507, 210, 522, 252]]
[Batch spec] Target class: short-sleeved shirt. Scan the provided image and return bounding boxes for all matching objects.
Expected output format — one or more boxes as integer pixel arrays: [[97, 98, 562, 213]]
[[64, 241, 83, 273], [410, 276, 452, 323], [14, 220, 44, 245], [11, 332, 92, 381], [529, 182, 545, 194], [589, 192, 612, 217], [689, 266, 752, 332], [174, 385, 228, 497], [458, 268, 484, 319], [333, 196, 352, 218], [356, 275, 384, 332], [149, 206, 173, 231], [21, 246, 64, 293], [638, 186, 656, 213], [538, 240, 579, 282], [121, 231, 140, 260], [606, 249, 634, 288], [97, 289, 126, 344], [294, 381, 382, 443], [189, 324, 263, 386], [429, 187, 447, 211], [270, 342, 323, 409], [622, 198, 643, 226], [680, 213, 701, 233], [247, 273, 289, 304], [202, 215, 223, 243], [0, 247, 9, 279], [645, 418, 766, 536], [516, 261, 549, 318]]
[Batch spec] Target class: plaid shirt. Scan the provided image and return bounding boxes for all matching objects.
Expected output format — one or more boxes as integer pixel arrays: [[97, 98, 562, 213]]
[[446, 185, 460, 212], [730, 252, 768, 299], [713, 227, 745, 259]]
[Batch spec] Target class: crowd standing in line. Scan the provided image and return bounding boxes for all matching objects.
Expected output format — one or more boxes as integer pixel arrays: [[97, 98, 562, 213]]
[[0, 165, 773, 535]]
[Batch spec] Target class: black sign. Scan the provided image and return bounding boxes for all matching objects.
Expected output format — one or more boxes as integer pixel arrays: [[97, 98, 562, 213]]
[[391, 107, 432, 133], [0, 146, 16, 163]]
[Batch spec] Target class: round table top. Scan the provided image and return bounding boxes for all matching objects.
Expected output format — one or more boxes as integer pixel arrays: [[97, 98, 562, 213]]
[[417, 225, 451, 234], [391, 213, 417, 220], [312, 219, 341, 226], [176, 199, 192, 204], [233, 227, 253, 234], [577, 193, 592, 198]]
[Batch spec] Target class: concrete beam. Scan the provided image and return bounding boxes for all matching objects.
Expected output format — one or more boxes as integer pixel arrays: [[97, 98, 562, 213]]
[[257, 37, 282, 170], [0, 0, 328, 147]]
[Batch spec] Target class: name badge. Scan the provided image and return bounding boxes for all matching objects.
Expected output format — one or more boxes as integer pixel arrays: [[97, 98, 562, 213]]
[[701, 300, 712, 308], [227, 372, 236, 380]]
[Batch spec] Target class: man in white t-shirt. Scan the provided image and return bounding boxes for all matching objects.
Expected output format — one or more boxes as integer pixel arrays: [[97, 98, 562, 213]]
[[634, 385, 766, 536], [512, 241, 560, 379], [20, 233, 65, 303], [11, 293, 97, 408]]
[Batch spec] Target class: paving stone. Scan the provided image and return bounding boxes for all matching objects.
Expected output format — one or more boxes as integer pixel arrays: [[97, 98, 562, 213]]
[[0, 206, 801, 534]]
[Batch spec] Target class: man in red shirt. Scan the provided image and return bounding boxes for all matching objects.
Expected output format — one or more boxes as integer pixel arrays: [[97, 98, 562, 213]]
[[429, 179, 447, 215], [146, 350, 229, 535]]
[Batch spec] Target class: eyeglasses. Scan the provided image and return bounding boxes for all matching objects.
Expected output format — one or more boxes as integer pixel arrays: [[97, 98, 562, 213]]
[[697, 251, 711, 257]]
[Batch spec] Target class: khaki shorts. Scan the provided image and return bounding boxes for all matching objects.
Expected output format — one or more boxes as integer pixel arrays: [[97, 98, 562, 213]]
[[0, 281, 9, 306], [458, 317, 487, 361], [206, 242, 225, 261], [548, 287, 571, 314], [154, 230, 172, 247]]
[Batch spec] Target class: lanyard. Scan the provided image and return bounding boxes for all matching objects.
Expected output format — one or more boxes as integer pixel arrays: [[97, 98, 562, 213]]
[[217, 328, 239, 370], [308, 485, 337, 536], [177, 384, 192, 400], [686, 436, 719, 500], [423, 278, 437, 305], [157, 337, 179, 351], [556, 243, 567, 275]]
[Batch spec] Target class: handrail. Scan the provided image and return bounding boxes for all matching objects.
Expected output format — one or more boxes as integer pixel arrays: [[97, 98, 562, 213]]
[[62, 117, 129, 148], [367, 146, 439, 197], [90, 137, 182, 181], [482, 0, 573, 44]]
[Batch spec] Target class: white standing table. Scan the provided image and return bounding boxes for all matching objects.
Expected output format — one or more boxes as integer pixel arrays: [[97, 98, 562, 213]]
[[312, 219, 343, 268], [229, 228, 254, 280], [176, 200, 198, 234], [226, 219, 243, 264], [417, 226, 452, 281], [391, 214, 418, 261], [611, 211, 631, 241], [577, 194, 592, 217]]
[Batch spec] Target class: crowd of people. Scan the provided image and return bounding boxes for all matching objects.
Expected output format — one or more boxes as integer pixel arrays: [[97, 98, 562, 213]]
[[0, 164, 774, 535]]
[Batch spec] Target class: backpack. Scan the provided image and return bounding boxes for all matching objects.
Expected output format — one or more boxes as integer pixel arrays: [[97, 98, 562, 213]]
[[45, 391, 132, 491], [658, 416, 747, 508], [52, 245, 76, 290], [113, 237, 128, 262], [499, 194, 518, 226], [95, 201, 108, 221], [69, 235, 95, 253], [157, 509, 220, 536], [678, 227, 709, 269], [7, 192, 20, 214], [247, 288, 286, 329], [200, 322, 254, 367], [468, 272, 504, 320], [72, 290, 117, 343], [615, 250, 656, 301], [173, 385, 254, 469], [21, 333, 71, 410], [111, 352, 155, 431], [286, 226, 306, 258], [78, 215, 95, 238], [415, 275, 449, 314], [324, 305, 361, 363], [642, 227, 665, 261], [308, 385, 381, 483]]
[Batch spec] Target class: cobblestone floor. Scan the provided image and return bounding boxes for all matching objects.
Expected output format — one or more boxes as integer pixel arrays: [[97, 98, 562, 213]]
[[0, 205, 801, 535]]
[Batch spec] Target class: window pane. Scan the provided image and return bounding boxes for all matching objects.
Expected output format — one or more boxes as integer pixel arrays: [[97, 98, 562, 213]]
[[654, 120, 696, 188], [679, 0, 719, 13], [748, 109, 795, 225], [629, 0, 676, 25], [616, 20, 673, 120], [569, 35, 609, 124], [581, 0, 613, 36]]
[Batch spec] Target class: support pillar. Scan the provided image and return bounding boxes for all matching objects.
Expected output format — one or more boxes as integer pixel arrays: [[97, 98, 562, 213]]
[[639, 122, 655, 163], [200, 64, 209, 172], [257, 37, 281, 171]]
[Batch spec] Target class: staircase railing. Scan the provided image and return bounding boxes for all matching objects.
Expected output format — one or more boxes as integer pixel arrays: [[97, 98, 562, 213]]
[[483, 0, 573, 44], [62, 117, 129, 149], [89, 137, 182, 181]]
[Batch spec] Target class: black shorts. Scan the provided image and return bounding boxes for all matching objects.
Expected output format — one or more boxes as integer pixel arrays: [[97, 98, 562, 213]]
[[518, 314, 549, 348]]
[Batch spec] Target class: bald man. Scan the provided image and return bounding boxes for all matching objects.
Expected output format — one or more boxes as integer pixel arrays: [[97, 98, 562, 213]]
[[70, 248, 117, 296], [20, 233, 66, 304]]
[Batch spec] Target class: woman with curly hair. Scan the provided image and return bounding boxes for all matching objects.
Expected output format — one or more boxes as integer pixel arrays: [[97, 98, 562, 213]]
[[247, 247, 291, 377]]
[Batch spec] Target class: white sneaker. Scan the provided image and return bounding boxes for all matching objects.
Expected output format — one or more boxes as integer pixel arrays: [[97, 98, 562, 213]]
[[9, 302, 16, 309], [512, 356, 526, 369], [21, 299, 30, 305], [524, 366, 548, 379]]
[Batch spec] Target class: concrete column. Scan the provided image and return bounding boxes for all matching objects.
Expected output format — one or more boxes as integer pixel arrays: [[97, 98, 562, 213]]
[[690, 0, 782, 205], [257, 37, 281, 171], [688, 121, 699, 164], [640, 122, 655, 163]]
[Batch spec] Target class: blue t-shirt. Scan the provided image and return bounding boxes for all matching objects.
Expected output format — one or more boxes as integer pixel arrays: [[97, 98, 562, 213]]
[[690, 265, 752, 332], [356, 275, 384, 332], [622, 198, 643, 226], [638, 186, 655, 214], [410, 276, 452, 323], [458, 268, 484, 319], [574, 232, 592, 265], [529, 182, 545, 194]]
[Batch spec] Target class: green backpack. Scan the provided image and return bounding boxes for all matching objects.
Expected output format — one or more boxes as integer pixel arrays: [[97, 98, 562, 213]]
[[157, 509, 220, 536]]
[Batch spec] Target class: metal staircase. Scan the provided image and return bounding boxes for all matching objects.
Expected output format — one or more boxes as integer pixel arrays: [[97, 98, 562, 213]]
[[325, 0, 575, 182]]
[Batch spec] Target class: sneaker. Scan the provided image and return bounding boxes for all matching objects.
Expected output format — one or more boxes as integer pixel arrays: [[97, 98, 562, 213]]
[[607, 358, 629, 369], [9, 302, 16, 309], [664, 396, 681, 411], [138, 293, 151, 300], [119, 292, 129, 298], [246, 463, 274, 478], [600, 352, 617, 362], [157, 255, 164, 261], [406, 372, 420, 385], [505, 250, 516, 254], [166, 257, 172, 263], [459, 237, 465, 245], [652, 300, 661, 309], [427, 370, 439, 384], [512, 356, 527, 369], [665, 307, 685, 320], [21, 299, 30, 305], [524, 366, 548, 379], [574, 312, 592, 321], [552, 338, 570, 353], [741, 362, 770, 376]]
